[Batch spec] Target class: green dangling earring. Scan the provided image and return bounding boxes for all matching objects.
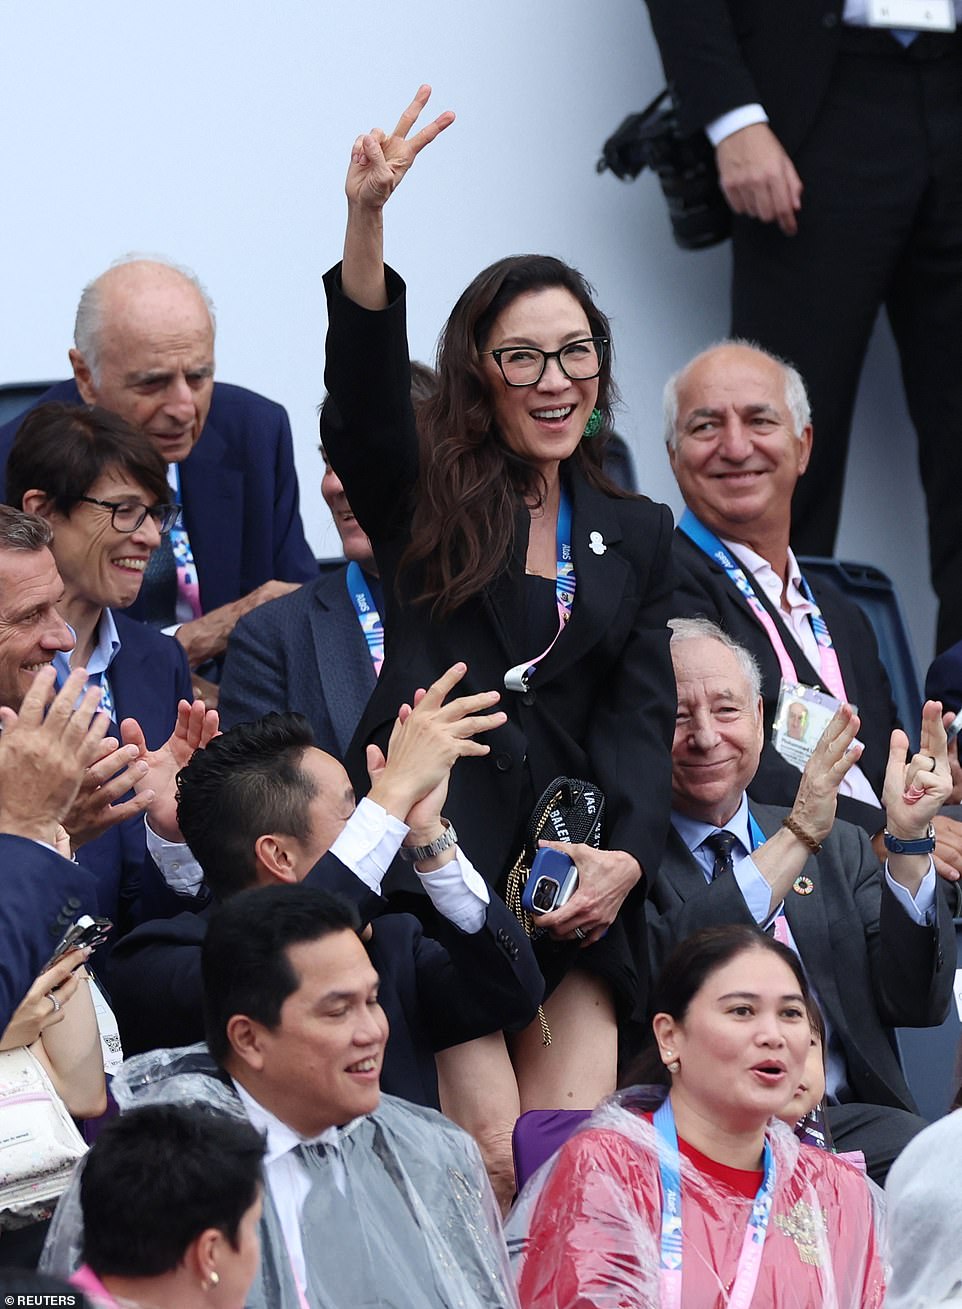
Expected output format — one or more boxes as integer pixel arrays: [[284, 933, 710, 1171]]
[[578, 408, 602, 439], [582, 407, 603, 440]]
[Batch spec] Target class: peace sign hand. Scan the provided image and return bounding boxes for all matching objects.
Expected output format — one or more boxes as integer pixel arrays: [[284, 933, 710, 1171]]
[[345, 84, 455, 213]]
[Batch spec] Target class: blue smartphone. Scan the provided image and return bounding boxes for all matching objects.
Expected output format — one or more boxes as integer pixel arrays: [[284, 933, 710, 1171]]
[[521, 848, 579, 915]]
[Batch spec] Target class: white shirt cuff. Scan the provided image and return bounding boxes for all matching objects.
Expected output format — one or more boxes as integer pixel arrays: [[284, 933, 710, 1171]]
[[734, 854, 781, 924], [885, 861, 937, 925], [145, 820, 205, 895], [416, 849, 490, 935], [162, 623, 183, 638], [328, 796, 407, 895], [706, 103, 769, 147]]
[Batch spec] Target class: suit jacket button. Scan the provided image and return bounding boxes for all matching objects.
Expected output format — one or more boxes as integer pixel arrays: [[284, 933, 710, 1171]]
[[66, 897, 82, 910], [821, 10, 838, 25], [521, 691, 536, 707], [495, 753, 513, 772]]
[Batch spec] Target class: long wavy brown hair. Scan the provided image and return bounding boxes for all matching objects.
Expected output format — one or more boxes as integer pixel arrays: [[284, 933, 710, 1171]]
[[401, 254, 629, 615]]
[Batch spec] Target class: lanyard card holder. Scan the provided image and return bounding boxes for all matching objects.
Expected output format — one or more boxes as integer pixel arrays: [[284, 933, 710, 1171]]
[[772, 681, 850, 773], [866, 0, 956, 29]]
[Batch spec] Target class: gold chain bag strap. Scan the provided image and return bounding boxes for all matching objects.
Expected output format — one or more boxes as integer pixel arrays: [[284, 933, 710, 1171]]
[[505, 776, 605, 1045]]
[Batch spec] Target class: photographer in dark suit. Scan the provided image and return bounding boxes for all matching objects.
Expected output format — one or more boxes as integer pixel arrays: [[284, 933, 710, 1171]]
[[108, 667, 544, 1112], [645, 0, 962, 652]]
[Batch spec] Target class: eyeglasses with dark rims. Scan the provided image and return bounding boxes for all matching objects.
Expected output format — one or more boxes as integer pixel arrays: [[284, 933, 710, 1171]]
[[75, 496, 182, 535], [480, 336, 608, 387]]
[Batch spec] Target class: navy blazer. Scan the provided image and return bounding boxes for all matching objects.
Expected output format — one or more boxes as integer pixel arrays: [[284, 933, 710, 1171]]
[[0, 379, 319, 615], [0, 835, 99, 1028], [647, 802, 955, 1114], [219, 566, 376, 759], [670, 529, 898, 836], [108, 852, 544, 1108]]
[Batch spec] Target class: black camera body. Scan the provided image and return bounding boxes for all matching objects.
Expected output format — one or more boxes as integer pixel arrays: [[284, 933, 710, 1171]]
[[598, 90, 732, 251]]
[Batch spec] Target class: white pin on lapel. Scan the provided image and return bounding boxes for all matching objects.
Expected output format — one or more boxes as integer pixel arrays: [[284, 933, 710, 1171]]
[[588, 531, 606, 556]]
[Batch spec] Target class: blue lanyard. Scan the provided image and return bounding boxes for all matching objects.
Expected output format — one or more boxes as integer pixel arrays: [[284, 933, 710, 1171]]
[[504, 485, 576, 692], [345, 562, 384, 676], [555, 486, 576, 623], [654, 1097, 776, 1309], [748, 813, 766, 852]]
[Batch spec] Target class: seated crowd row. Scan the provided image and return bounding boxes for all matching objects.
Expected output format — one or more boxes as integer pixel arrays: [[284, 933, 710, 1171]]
[[2, 90, 961, 1306]]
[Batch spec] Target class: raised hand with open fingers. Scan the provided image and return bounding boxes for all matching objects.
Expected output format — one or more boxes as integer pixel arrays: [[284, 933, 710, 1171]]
[[120, 698, 220, 842], [366, 662, 505, 822], [345, 84, 455, 213], [787, 703, 863, 847]]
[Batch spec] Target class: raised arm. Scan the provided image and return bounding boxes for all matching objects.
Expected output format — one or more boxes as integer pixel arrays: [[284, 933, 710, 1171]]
[[341, 84, 455, 310]]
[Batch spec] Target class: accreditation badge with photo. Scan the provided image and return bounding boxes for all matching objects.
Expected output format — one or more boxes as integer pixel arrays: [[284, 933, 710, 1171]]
[[772, 682, 851, 772]]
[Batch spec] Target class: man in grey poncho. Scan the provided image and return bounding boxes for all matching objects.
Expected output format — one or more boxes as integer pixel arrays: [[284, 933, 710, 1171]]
[[46, 881, 518, 1309]]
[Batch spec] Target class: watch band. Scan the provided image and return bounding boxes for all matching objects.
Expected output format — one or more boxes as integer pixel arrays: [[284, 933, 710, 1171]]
[[399, 819, 458, 864], [882, 823, 936, 855]]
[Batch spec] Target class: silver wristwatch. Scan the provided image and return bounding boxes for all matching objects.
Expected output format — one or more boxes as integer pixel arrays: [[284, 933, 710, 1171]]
[[399, 819, 458, 863]]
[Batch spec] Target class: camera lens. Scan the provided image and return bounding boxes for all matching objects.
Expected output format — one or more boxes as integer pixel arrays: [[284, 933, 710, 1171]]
[[534, 878, 556, 911]]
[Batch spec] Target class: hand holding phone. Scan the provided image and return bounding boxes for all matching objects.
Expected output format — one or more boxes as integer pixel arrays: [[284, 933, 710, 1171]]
[[44, 915, 112, 972], [521, 848, 579, 915]]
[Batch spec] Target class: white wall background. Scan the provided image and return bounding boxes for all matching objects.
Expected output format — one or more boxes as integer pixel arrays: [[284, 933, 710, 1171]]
[[0, 0, 935, 670]]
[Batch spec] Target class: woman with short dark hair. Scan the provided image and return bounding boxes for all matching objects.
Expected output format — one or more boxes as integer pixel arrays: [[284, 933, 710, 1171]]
[[68, 1103, 265, 1309]]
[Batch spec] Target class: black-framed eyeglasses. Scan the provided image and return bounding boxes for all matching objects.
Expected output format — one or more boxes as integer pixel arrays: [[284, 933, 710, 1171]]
[[481, 336, 609, 387], [75, 496, 182, 535]]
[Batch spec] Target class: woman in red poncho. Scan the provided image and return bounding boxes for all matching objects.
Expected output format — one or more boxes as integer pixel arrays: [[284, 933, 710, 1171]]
[[508, 925, 884, 1308]]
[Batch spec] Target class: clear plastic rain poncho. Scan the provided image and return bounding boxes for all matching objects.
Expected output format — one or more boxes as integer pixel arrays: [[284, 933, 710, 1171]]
[[505, 1085, 885, 1308], [42, 1043, 519, 1309], [884, 1107, 962, 1308]]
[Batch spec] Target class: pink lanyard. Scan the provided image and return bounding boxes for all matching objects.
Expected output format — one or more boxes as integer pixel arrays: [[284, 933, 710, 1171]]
[[679, 512, 848, 702]]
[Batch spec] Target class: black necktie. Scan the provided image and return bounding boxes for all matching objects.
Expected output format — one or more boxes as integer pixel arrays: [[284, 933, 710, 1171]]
[[704, 829, 738, 881], [140, 531, 178, 628]]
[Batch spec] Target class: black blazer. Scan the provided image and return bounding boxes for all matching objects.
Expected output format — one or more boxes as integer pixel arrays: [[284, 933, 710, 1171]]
[[645, 0, 850, 154], [670, 529, 898, 835], [647, 802, 955, 1114], [107, 852, 544, 1109], [320, 265, 677, 889]]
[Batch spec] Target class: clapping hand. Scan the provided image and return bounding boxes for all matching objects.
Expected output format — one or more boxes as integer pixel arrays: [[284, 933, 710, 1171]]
[[787, 703, 863, 847], [120, 699, 220, 842]]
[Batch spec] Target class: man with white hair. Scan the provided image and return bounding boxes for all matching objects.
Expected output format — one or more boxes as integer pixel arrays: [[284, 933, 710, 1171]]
[[649, 615, 956, 1182], [665, 339, 962, 882], [0, 256, 318, 678]]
